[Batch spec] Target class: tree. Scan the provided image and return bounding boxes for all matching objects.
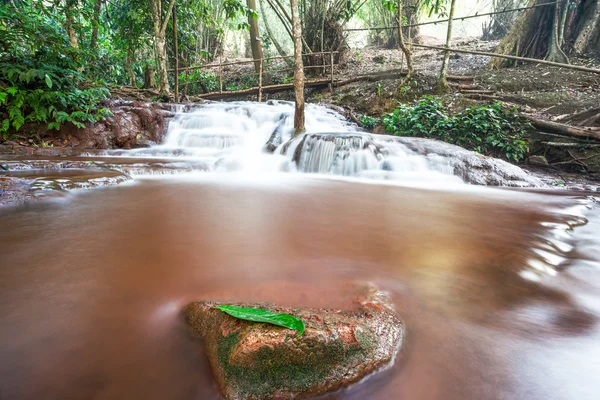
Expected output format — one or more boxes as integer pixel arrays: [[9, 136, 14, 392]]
[[90, 0, 102, 50], [490, 0, 600, 69], [259, 0, 292, 66], [247, 0, 264, 74], [395, 0, 414, 77], [65, 0, 79, 48], [151, 0, 177, 94], [438, 0, 456, 92], [290, 0, 305, 134]]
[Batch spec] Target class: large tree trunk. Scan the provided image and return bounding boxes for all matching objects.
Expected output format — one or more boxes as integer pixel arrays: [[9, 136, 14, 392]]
[[545, 1, 570, 63], [247, 0, 264, 74], [396, 0, 413, 78], [490, 0, 599, 69], [290, 0, 305, 134], [572, 0, 600, 55], [90, 0, 102, 50], [438, 0, 457, 91]]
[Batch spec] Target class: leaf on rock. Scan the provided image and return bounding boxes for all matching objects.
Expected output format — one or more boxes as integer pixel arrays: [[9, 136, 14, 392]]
[[214, 305, 305, 337]]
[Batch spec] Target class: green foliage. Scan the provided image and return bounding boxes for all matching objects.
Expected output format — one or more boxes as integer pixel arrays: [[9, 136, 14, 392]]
[[359, 115, 380, 130], [0, 4, 111, 135], [179, 69, 219, 93], [214, 305, 305, 337], [383, 97, 531, 161]]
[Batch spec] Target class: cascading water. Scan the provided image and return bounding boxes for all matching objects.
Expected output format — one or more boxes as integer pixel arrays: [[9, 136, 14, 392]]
[[134, 101, 539, 187]]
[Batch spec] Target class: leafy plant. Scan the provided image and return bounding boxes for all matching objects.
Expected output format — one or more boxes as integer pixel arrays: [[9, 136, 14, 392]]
[[214, 305, 305, 337], [0, 5, 111, 135], [383, 96, 531, 161], [359, 115, 380, 130]]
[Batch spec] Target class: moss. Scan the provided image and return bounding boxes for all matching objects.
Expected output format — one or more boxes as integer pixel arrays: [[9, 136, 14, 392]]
[[217, 332, 368, 398]]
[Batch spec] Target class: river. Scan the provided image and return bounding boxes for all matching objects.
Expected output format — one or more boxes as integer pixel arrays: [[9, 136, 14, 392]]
[[0, 101, 599, 399]]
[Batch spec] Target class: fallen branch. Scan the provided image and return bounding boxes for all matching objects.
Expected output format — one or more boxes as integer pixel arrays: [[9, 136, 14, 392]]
[[541, 141, 600, 148], [459, 89, 495, 94], [525, 116, 600, 141], [554, 106, 600, 123], [446, 75, 474, 81]]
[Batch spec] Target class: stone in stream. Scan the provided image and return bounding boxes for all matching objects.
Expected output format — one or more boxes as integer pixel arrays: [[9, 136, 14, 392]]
[[184, 287, 404, 400]]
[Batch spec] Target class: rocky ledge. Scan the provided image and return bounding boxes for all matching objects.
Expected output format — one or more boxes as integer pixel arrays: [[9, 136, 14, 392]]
[[184, 287, 404, 400]]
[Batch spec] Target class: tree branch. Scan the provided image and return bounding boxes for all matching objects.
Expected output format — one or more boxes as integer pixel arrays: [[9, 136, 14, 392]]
[[160, 0, 177, 36]]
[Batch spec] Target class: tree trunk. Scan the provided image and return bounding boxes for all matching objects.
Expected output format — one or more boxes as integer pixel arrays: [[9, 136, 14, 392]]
[[491, 0, 600, 69], [572, 0, 600, 55], [126, 46, 136, 86], [396, 0, 413, 78], [151, 0, 177, 95], [90, 0, 102, 51], [65, 0, 78, 49], [438, 0, 457, 91], [144, 65, 156, 89], [260, 0, 292, 67], [247, 0, 264, 74], [290, 0, 305, 134], [546, 1, 569, 63]]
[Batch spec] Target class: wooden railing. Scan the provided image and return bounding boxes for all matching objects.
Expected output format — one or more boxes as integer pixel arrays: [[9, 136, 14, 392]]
[[168, 51, 339, 101]]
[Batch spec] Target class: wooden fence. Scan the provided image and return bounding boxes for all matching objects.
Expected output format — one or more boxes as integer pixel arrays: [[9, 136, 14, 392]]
[[168, 51, 339, 101]]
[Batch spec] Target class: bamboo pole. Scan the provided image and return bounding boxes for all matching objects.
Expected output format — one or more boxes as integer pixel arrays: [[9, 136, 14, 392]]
[[408, 43, 600, 75], [172, 2, 179, 102], [219, 55, 223, 93], [330, 51, 334, 93], [258, 58, 263, 102], [184, 70, 189, 97]]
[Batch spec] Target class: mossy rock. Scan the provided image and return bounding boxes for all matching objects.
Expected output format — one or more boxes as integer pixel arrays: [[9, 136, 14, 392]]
[[184, 286, 404, 399]]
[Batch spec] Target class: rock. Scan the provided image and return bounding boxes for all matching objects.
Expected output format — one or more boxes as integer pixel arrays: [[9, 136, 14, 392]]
[[184, 286, 404, 400], [528, 155, 549, 166], [372, 55, 386, 64], [281, 132, 545, 187], [132, 139, 157, 148]]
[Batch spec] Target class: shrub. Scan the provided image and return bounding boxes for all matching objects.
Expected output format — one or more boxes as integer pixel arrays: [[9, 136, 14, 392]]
[[358, 115, 380, 130], [382, 96, 531, 162], [0, 5, 111, 138]]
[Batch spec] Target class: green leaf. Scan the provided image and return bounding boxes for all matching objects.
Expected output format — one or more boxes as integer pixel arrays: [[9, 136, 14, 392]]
[[214, 305, 305, 337], [45, 74, 52, 89]]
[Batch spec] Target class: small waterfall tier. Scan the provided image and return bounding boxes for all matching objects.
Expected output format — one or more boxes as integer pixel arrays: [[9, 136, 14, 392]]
[[280, 133, 542, 187]]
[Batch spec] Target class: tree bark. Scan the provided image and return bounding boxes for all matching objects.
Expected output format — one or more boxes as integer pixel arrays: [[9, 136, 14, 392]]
[[290, 0, 305, 134], [545, 1, 569, 63], [438, 0, 457, 91], [151, 0, 177, 95], [90, 0, 102, 51], [65, 0, 78, 49], [126, 46, 136, 86], [396, 0, 413, 78], [573, 0, 600, 55], [247, 0, 264, 74]]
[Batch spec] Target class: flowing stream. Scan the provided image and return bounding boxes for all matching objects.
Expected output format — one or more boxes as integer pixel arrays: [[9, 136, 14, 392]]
[[1, 101, 599, 399]]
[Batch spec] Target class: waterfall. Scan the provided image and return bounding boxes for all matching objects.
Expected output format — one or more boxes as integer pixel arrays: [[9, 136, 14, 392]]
[[117, 100, 541, 187]]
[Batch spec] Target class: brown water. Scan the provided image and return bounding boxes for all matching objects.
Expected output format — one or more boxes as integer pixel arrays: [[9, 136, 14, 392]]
[[1, 174, 599, 399]]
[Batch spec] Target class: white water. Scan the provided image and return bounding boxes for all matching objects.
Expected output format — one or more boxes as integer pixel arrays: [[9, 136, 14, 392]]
[[115, 101, 540, 187]]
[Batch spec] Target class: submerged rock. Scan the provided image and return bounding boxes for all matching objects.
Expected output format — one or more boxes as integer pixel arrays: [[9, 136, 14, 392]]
[[184, 287, 404, 400]]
